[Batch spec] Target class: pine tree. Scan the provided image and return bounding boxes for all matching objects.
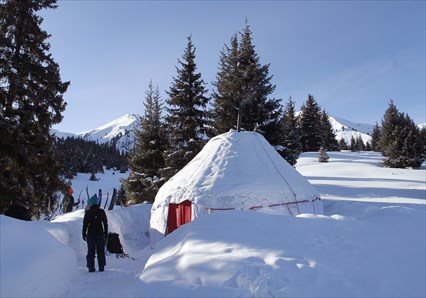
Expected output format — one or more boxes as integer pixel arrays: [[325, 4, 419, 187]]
[[211, 21, 282, 144], [371, 123, 381, 152], [350, 136, 356, 152], [365, 141, 372, 151], [162, 36, 209, 179], [125, 81, 166, 204], [338, 138, 348, 151], [355, 136, 365, 151], [380, 101, 423, 168], [420, 127, 426, 158], [278, 98, 301, 165], [298, 94, 323, 152], [211, 34, 240, 135], [320, 110, 339, 151], [0, 0, 69, 217], [380, 100, 400, 157], [318, 146, 329, 163]]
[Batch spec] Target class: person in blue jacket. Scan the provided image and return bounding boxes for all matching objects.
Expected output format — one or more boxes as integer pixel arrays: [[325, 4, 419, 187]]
[[82, 196, 108, 272]]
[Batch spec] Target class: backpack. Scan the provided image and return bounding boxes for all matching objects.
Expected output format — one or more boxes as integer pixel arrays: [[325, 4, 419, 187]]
[[107, 233, 124, 254]]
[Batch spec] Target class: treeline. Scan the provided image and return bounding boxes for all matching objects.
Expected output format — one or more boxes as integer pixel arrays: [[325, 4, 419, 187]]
[[124, 24, 339, 204], [55, 137, 128, 179]]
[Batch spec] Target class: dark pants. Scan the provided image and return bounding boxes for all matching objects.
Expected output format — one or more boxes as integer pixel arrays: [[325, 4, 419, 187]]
[[86, 234, 106, 269]]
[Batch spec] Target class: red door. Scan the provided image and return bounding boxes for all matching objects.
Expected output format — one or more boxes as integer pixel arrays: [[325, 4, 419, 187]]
[[166, 200, 192, 235]]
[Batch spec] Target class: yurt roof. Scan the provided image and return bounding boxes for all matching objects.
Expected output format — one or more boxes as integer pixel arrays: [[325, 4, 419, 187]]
[[153, 130, 320, 211]]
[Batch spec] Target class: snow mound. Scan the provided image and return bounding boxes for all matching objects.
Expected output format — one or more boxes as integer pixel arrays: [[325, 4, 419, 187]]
[[0, 216, 78, 297], [141, 209, 425, 297]]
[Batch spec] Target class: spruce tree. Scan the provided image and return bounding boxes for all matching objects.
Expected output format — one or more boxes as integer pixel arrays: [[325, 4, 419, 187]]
[[365, 141, 372, 151], [125, 81, 166, 204], [320, 110, 338, 151], [0, 0, 69, 217], [355, 136, 365, 151], [338, 138, 348, 151], [350, 136, 356, 152], [211, 22, 282, 144], [278, 98, 301, 165], [298, 94, 323, 152], [211, 34, 240, 135], [380, 100, 400, 157], [162, 36, 209, 179], [371, 123, 381, 152], [420, 127, 426, 158], [380, 101, 423, 168]]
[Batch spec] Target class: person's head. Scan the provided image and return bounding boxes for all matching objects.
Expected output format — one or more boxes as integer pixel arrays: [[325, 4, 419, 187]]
[[88, 194, 98, 207], [67, 185, 73, 195]]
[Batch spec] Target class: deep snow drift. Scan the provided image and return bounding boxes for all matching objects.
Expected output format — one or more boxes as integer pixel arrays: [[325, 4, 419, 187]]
[[1, 151, 425, 297]]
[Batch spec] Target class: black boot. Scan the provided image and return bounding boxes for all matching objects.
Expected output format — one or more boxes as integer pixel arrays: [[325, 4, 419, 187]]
[[88, 267, 95, 272], [99, 267, 104, 272]]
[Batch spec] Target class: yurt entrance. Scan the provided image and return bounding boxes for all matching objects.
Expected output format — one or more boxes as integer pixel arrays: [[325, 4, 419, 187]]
[[166, 200, 192, 234]]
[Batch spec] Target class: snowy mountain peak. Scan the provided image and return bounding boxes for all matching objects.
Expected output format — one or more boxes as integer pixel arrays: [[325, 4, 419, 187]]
[[76, 113, 138, 151]]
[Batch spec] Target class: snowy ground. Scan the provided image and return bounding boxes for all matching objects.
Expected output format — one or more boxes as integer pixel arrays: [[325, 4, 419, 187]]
[[1, 151, 425, 297]]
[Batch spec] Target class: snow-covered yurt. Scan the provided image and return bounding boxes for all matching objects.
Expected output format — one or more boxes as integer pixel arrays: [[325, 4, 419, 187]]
[[150, 130, 323, 244]]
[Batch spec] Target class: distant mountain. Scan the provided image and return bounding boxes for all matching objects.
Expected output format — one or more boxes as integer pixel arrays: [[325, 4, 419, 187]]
[[76, 113, 138, 152], [51, 114, 138, 152], [52, 113, 424, 151], [50, 129, 76, 139], [328, 116, 373, 144]]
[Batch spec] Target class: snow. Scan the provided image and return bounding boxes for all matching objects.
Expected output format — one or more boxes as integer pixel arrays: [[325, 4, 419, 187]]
[[65, 169, 129, 207], [0, 216, 78, 297], [1, 151, 425, 297], [151, 130, 322, 241], [1, 204, 152, 298]]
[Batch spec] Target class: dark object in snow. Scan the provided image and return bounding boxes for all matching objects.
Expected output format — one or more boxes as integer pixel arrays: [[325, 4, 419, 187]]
[[106, 232, 136, 260], [4, 204, 32, 221], [89, 173, 98, 181], [107, 232, 124, 254]]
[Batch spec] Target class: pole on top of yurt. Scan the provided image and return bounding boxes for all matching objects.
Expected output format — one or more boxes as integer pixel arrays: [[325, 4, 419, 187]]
[[236, 92, 255, 132]]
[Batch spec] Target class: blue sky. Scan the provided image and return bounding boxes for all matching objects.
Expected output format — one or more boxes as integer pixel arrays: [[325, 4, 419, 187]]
[[41, 1, 425, 133]]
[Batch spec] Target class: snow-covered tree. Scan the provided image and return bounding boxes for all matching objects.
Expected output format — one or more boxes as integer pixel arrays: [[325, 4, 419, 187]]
[[298, 94, 322, 152], [0, 0, 69, 217], [125, 81, 167, 203], [318, 146, 329, 163], [278, 98, 301, 165], [162, 36, 209, 180]]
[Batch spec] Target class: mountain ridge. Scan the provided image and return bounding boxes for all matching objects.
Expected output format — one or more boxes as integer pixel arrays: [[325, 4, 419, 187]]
[[52, 113, 424, 150]]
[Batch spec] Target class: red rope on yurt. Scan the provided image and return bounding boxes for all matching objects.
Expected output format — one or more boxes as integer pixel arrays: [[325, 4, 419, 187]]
[[201, 197, 321, 215]]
